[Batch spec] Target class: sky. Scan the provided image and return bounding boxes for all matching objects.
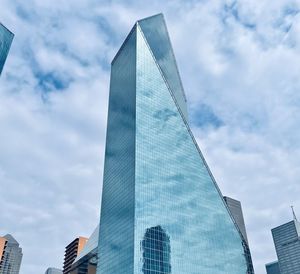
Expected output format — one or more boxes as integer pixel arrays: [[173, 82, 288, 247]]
[[0, 0, 300, 273]]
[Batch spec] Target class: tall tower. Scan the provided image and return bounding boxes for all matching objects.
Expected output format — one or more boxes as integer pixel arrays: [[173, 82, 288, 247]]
[[97, 14, 248, 274], [0, 22, 14, 75], [271, 219, 300, 274], [0, 234, 23, 274]]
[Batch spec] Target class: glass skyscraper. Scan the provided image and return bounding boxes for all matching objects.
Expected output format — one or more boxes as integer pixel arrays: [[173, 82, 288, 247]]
[[97, 14, 248, 274], [0, 22, 14, 75], [271, 219, 300, 274]]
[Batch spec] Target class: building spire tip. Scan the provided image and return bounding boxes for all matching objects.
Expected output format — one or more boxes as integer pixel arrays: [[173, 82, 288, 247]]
[[291, 205, 298, 222]]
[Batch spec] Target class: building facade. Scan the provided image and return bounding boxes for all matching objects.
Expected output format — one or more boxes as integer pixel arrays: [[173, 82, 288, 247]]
[[63, 237, 88, 274], [265, 261, 280, 274], [0, 23, 14, 75], [0, 234, 23, 274], [224, 197, 248, 243], [70, 226, 99, 274], [271, 219, 300, 274], [224, 196, 255, 274], [97, 13, 248, 274], [45, 268, 63, 274]]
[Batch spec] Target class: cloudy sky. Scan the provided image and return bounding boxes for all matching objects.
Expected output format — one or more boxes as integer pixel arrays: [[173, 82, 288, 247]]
[[0, 0, 300, 273]]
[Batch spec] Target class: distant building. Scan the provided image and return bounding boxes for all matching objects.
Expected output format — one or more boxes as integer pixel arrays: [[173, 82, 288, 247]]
[[224, 196, 255, 274], [0, 234, 23, 274], [224, 197, 249, 242], [70, 226, 99, 274], [63, 236, 88, 274], [45, 267, 63, 274], [0, 22, 14, 75], [265, 261, 280, 274], [271, 217, 300, 274]]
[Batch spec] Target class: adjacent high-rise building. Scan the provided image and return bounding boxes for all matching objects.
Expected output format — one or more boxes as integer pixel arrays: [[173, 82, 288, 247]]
[[270, 217, 300, 274], [63, 237, 88, 274], [0, 22, 14, 75], [224, 196, 255, 274], [97, 13, 248, 273], [45, 268, 63, 274], [224, 196, 248, 242], [0, 234, 23, 274], [70, 226, 99, 274], [265, 261, 280, 274]]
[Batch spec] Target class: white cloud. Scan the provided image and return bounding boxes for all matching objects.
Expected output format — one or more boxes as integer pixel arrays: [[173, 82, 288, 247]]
[[0, 0, 300, 273]]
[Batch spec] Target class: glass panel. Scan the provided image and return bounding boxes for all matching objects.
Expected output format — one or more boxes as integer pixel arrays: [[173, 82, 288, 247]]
[[0, 23, 14, 75], [98, 15, 247, 274], [141, 226, 171, 274], [138, 14, 188, 121], [97, 27, 136, 274], [135, 25, 247, 274]]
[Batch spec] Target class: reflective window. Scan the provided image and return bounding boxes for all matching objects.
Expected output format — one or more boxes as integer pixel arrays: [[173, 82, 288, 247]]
[[97, 14, 247, 274], [0, 23, 14, 75], [135, 22, 247, 274], [141, 226, 171, 274], [138, 14, 188, 121]]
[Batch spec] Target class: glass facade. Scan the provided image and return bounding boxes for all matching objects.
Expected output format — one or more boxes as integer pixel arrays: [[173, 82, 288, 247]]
[[97, 26, 136, 274], [265, 261, 281, 274], [69, 250, 97, 274], [138, 15, 188, 121], [97, 14, 247, 274], [141, 226, 171, 274], [272, 220, 300, 274], [0, 23, 14, 75]]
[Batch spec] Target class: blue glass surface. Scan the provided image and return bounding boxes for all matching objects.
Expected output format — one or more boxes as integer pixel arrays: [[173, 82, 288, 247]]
[[141, 226, 171, 274], [138, 14, 188, 121], [0, 23, 14, 75], [97, 28, 136, 274], [135, 25, 247, 273], [266, 261, 281, 274], [97, 14, 247, 274]]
